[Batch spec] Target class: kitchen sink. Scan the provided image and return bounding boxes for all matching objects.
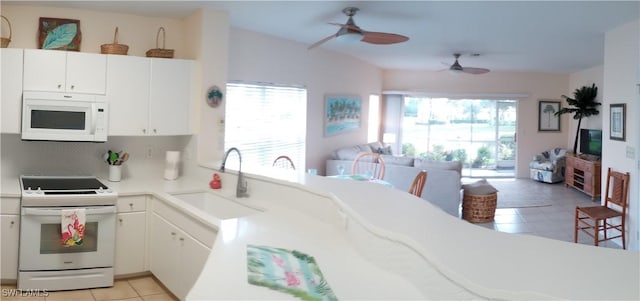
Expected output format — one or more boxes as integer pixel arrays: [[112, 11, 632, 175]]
[[169, 191, 261, 219]]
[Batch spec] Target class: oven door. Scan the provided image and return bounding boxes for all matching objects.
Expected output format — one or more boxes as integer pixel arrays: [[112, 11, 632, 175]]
[[19, 206, 116, 271]]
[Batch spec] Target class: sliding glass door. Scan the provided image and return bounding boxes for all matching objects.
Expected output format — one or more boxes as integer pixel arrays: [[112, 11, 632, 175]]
[[401, 97, 517, 178]]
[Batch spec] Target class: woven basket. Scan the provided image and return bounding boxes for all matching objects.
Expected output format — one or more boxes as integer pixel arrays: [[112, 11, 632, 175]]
[[100, 27, 129, 55], [1, 15, 12, 48], [146, 27, 174, 58], [462, 192, 497, 223]]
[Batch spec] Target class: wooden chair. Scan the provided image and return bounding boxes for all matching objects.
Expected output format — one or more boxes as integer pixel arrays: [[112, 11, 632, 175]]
[[409, 170, 427, 197], [351, 152, 386, 180], [574, 168, 630, 249], [272, 155, 296, 170]]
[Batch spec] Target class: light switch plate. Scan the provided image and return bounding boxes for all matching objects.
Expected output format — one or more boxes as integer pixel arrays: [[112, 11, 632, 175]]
[[626, 146, 635, 159]]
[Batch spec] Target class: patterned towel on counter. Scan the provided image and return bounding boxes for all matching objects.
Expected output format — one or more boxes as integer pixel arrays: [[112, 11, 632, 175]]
[[247, 244, 338, 301], [61, 208, 86, 247]]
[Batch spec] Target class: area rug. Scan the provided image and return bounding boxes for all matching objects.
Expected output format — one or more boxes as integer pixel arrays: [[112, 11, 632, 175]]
[[496, 201, 552, 209], [247, 244, 338, 301]]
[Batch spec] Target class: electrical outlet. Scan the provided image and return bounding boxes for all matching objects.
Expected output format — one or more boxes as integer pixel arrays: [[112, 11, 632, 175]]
[[146, 146, 153, 159]]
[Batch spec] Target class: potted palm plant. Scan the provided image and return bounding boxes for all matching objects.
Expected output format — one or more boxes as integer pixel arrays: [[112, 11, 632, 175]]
[[554, 83, 601, 155]]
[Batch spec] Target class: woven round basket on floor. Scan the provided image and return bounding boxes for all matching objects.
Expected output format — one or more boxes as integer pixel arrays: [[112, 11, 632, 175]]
[[462, 192, 497, 223]]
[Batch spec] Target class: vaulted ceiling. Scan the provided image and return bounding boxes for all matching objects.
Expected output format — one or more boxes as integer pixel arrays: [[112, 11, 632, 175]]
[[10, 1, 640, 73]]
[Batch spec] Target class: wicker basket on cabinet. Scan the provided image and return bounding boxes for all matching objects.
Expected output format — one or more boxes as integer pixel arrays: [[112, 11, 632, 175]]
[[146, 27, 174, 58], [100, 27, 129, 55]]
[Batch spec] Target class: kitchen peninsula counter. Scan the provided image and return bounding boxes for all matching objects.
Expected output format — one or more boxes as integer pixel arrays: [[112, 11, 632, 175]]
[[2, 167, 638, 300]]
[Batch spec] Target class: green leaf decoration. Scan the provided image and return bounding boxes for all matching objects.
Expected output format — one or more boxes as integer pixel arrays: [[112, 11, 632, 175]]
[[43, 23, 77, 49]]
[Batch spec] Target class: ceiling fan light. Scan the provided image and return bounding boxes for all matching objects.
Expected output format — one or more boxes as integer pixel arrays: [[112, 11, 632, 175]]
[[449, 67, 464, 75], [337, 32, 363, 42]]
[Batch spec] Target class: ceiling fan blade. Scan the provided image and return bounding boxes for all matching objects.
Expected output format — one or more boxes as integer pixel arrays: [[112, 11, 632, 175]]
[[361, 31, 409, 45], [462, 67, 490, 75], [308, 33, 338, 50]]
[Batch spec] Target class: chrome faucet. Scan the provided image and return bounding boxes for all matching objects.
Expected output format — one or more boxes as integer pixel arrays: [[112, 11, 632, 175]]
[[220, 147, 249, 198]]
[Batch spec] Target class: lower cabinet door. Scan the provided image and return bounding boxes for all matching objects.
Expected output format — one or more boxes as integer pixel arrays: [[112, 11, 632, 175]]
[[150, 214, 180, 294], [1, 215, 19, 280], [178, 235, 211, 299], [115, 212, 147, 275]]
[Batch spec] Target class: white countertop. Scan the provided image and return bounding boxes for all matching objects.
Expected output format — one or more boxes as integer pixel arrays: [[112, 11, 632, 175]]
[[3, 167, 638, 300]]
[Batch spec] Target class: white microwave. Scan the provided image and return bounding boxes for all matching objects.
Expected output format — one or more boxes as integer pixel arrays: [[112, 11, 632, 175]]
[[21, 92, 108, 142]]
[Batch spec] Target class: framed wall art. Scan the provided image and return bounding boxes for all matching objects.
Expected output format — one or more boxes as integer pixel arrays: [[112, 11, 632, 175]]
[[38, 17, 81, 51], [538, 100, 561, 132], [610, 103, 625, 141], [324, 94, 361, 137]]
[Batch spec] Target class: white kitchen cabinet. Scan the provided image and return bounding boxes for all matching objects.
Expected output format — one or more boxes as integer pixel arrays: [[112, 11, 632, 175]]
[[151, 213, 210, 300], [1, 197, 21, 280], [150, 197, 214, 300], [148, 58, 193, 135], [114, 195, 148, 276], [1, 48, 24, 134], [107, 56, 192, 136], [106, 55, 151, 136], [23, 49, 106, 94]]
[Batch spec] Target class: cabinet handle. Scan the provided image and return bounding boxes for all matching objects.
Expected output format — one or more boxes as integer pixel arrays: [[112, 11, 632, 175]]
[[153, 129, 157, 134], [179, 238, 184, 242], [129, 203, 133, 208], [70, 85, 75, 90], [142, 129, 146, 134], [119, 218, 123, 223], [10, 221, 15, 226], [57, 84, 62, 89], [171, 232, 176, 236]]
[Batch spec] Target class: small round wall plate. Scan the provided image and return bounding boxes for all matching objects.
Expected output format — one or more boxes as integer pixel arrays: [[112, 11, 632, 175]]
[[206, 85, 223, 108]]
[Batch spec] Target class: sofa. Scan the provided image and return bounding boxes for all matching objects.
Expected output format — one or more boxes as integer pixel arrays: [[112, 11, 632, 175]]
[[529, 148, 567, 183], [326, 142, 463, 217]]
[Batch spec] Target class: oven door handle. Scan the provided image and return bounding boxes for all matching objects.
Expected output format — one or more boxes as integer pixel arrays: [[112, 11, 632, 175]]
[[22, 206, 117, 216]]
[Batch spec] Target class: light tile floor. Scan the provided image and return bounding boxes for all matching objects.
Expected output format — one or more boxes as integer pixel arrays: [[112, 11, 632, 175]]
[[470, 178, 623, 249], [1, 276, 178, 301]]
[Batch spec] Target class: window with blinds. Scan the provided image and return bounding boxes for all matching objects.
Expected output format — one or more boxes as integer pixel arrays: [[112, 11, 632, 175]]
[[224, 82, 307, 172]]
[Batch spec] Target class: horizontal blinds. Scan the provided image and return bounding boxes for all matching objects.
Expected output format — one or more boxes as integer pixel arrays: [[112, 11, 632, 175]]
[[224, 83, 307, 171]]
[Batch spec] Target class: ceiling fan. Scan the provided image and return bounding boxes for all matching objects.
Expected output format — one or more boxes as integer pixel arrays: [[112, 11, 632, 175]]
[[308, 7, 409, 50], [446, 53, 490, 75]]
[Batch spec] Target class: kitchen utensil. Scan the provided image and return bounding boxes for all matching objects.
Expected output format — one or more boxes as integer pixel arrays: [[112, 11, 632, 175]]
[[117, 152, 129, 165], [109, 150, 119, 165]]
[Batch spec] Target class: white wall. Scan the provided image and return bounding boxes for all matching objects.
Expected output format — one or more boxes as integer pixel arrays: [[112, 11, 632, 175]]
[[567, 65, 604, 150], [382, 70, 570, 178], [228, 28, 383, 174], [602, 19, 639, 250]]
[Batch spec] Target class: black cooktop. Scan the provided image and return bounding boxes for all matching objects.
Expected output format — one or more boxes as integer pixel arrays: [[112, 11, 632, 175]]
[[21, 176, 108, 191]]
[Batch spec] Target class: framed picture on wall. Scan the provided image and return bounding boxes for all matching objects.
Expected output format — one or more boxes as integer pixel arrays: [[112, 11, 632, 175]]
[[538, 100, 561, 132], [38, 17, 82, 51], [324, 95, 362, 137], [610, 103, 625, 141]]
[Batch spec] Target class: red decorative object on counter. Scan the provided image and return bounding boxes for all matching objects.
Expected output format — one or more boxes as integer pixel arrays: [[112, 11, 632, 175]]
[[209, 173, 221, 189]]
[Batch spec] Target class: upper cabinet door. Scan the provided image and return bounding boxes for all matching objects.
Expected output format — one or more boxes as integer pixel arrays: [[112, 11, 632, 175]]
[[23, 49, 67, 92], [106, 55, 151, 136], [148, 58, 192, 135], [66, 52, 107, 94], [23, 49, 106, 94], [1, 48, 24, 134]]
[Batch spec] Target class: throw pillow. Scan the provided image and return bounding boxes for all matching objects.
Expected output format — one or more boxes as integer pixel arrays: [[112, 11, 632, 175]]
[[414, 159, 463, 175]]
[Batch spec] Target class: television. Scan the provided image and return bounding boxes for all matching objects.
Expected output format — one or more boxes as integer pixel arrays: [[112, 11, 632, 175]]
[[579, 129, 602, 157]]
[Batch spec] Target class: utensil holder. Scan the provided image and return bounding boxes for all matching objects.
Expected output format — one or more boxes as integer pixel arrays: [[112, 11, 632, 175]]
[[109, 165, 122, 182]]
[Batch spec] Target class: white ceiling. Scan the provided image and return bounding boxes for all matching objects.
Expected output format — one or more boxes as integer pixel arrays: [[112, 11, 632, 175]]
[[11, 1, 640, 73]]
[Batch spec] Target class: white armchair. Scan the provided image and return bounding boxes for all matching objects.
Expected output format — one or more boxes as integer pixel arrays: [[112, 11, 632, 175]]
[[529, 148, 568, 183]]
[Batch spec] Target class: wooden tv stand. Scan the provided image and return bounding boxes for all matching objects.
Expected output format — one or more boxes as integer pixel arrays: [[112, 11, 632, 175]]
[[565, 154, 601, 200]]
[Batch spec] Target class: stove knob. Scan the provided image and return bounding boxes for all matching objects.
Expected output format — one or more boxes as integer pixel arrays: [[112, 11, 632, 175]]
[[98, 187, 104, 193], [106, 189, 113, 193], [36, 187, 43, 194]]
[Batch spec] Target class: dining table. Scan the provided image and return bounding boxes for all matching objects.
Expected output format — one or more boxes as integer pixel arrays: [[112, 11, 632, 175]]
[[326, 174, 394, 188]]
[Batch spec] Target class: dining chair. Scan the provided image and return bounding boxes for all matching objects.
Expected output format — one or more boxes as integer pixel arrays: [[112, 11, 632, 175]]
[[351, 152, 385, 180], [272, 155, 296, 170], [574, 168, 630, 249], [409, 170, 427, 197]]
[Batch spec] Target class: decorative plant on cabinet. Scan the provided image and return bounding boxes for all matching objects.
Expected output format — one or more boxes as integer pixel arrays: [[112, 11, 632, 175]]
[[554, 83, 601, 155]]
